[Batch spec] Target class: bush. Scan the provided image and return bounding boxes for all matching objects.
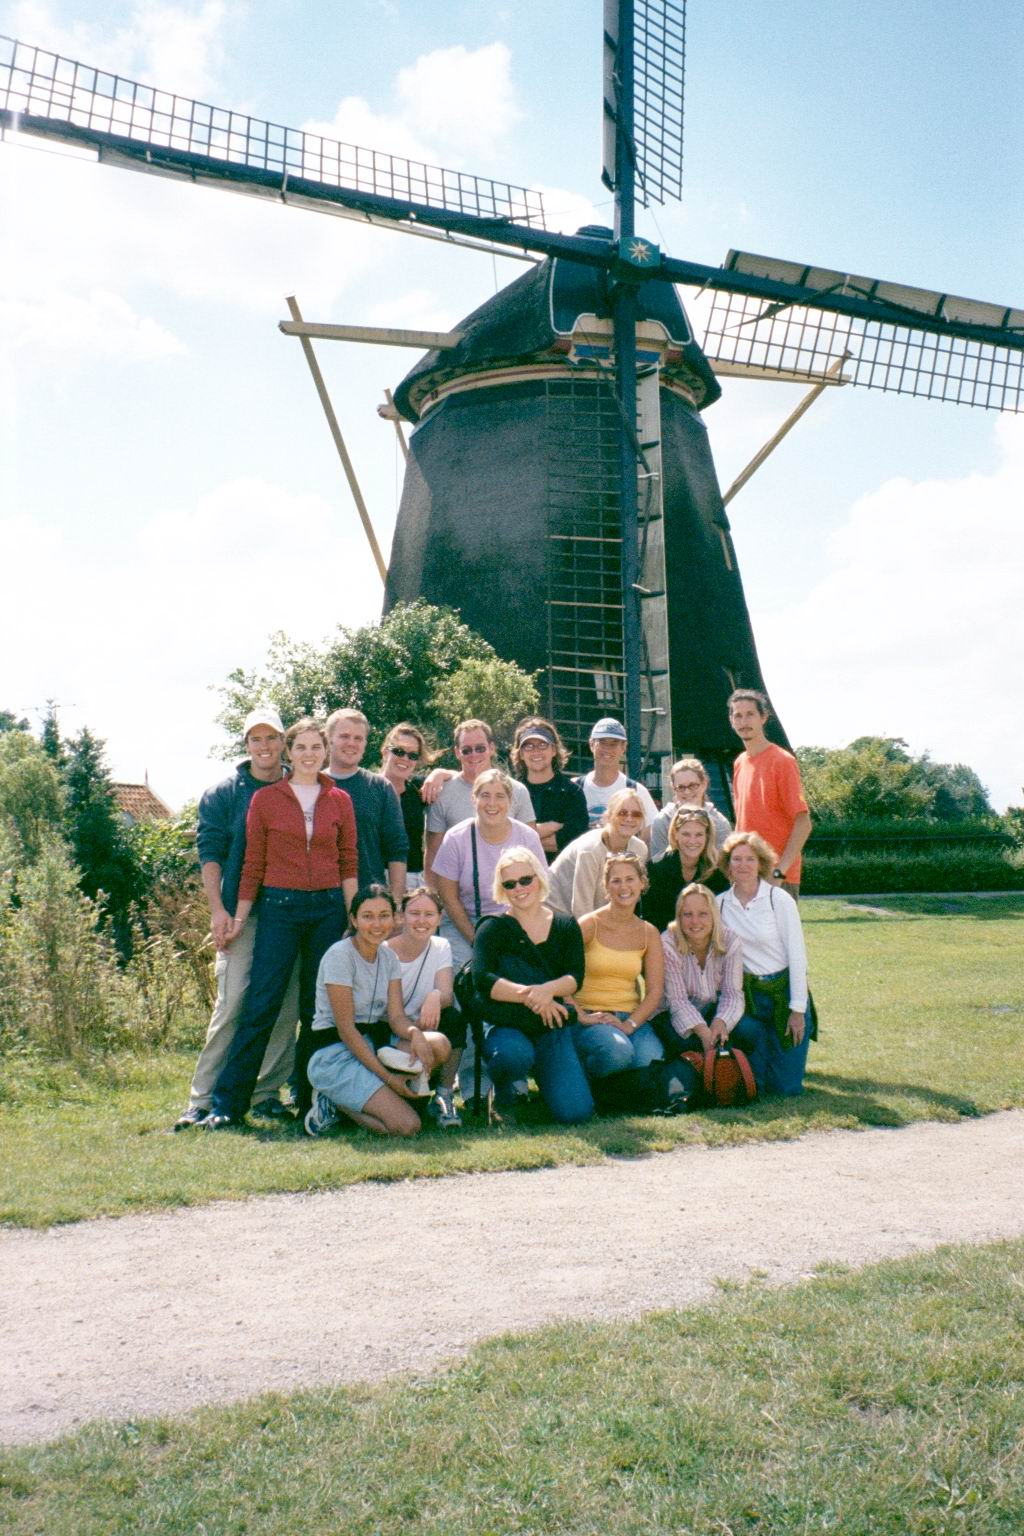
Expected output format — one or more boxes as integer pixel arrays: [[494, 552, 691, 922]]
[[0, 838, 205, 1067], [802, 843, 1024, 895]]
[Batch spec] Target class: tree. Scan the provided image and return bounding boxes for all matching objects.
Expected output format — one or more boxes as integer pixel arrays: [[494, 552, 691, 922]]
[[62, 728, 142, 956], [40, 701, 66, 769], [216, 601, 539, 760], [797, 736, 995, 823], [432, 657, 539, 747], [0, 709, 30, 734], [0, 730, 65, 864]]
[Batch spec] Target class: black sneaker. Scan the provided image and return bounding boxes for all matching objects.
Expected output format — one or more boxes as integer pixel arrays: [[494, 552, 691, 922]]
[[250, 1099, 295, 1122], [173, 1106, 208, 1131]]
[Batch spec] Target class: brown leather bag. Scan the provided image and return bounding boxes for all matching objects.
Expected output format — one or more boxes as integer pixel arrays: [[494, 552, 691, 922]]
[[680, 1042, 757, 1108]]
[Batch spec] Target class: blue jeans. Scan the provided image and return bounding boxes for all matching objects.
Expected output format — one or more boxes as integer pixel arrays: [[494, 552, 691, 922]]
[[484, 1023, 596, 1124], [211, 887, 346, 1119], [573, 1017, 665, 1079], [745, 984, 810, 1096]]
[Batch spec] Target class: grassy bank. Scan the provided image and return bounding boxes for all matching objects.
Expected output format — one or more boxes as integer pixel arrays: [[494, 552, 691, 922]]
[[1, 895, 1022, 1228], [2, 1237, 1023, 1533]]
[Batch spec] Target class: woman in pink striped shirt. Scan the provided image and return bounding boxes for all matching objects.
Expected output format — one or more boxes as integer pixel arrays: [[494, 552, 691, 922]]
[[660, 883, 766, 1087]]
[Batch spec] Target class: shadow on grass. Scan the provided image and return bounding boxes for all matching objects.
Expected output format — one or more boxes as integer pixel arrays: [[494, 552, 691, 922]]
[[230, 1064, 988, 1169]]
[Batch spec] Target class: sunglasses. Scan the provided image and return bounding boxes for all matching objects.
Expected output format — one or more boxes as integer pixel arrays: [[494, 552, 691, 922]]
[[387, 745, 420, 761], [616, 809, 644, 819], [458, 742, 490, 755], [501, 874, 536, 890]]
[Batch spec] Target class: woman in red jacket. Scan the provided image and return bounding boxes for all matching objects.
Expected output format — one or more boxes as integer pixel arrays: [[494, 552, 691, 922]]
[[205, 717, 359, 1126]]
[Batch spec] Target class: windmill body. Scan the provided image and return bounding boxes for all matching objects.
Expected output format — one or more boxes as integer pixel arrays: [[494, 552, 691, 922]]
[[386, 230, 783, 790]]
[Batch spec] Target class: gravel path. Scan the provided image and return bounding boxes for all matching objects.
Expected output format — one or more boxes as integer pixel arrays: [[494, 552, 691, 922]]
[[4, 1111, 1024, 1446]]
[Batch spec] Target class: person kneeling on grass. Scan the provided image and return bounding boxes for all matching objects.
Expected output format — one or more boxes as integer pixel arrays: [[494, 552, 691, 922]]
[[472, 846, 593, 1126], [661, 882, 767, 1089], [304, 885, 452, 1138], [716, 833, 812, 1095], [385, 887, 462, 1129]]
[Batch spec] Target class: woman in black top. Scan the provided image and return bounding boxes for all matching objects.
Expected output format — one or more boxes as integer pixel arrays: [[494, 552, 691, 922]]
[[644, 804, 726, 933], [472, 844, 594, 1124], [381, 722, 432, 883], [510, 716, 589, 862]]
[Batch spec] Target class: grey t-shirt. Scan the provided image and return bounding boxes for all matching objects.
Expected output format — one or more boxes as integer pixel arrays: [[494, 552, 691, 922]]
[[312, 937, 402, 1031], [425, 775, 535, 835]]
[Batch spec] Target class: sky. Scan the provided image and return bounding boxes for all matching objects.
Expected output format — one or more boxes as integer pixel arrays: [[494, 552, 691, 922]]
[[3, 0, 1023, 811]]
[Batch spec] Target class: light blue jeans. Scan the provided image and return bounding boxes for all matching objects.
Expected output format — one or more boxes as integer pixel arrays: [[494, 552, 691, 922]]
[[573, 1016, 665, 1079]]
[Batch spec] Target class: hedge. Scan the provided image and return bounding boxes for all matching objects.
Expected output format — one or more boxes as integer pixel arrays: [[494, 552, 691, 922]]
[[802, 844, 1024, 895]]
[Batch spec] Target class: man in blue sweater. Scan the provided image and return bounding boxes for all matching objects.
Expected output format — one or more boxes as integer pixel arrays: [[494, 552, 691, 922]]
[[327, 708, 408, 900], [173, 707, 299, 1129]]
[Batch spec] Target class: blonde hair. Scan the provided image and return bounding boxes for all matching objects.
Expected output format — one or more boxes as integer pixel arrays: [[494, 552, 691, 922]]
[[603, 788, 646, 827], [326, 707, 369, 739], [472, 767, 515, 805], [721, 829, 778, 881], [492, 845, 550, 904], [669, 883, 728, 957], [667, 805, 718, 881], [601, 852, 649, 895]]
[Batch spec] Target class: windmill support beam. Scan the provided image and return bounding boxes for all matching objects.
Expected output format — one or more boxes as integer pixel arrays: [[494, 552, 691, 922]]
[[284, 295, 388, 586], [721, 354, 848, 507], [279, 320, 463, 350]]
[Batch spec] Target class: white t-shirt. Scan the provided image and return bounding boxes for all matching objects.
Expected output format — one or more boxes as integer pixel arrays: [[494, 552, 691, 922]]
[[290, 781, 321, 846], [580, 771, 658, 829], [312, 937, 402, 1031], [391, 935, 453, 1021]]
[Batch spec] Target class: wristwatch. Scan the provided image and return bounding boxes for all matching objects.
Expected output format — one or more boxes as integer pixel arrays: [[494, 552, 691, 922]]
[[772, 867, 785, 882]]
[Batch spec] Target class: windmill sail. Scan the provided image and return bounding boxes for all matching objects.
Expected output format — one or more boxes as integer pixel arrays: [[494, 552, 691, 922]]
[[0, 34, 545, 231], [702, 250, 1024, 412], [603, 0, 686, 206]]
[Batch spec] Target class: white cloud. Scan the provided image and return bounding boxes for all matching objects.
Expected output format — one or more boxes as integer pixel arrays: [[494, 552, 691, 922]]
[[532, 183, 599, 236], [395, 43, 520, 160], [9, 0, 230, 98], [1, 288, 185, 357], [758, 415, 1024, 809], [2, 476, 386, 808]]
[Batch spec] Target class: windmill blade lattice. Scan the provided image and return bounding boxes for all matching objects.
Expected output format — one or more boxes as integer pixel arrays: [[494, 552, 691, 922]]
[[0, 34, 546, 228], [702, 250, 1024, 412], [603, 0, 686, 207]]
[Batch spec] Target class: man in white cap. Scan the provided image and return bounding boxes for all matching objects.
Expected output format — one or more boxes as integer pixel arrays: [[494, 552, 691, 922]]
[[578, 716, 658, 840], [173, 706, 299, 1128]]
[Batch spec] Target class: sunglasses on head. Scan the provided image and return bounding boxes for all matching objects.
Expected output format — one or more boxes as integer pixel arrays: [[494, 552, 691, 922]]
[[501, 874, 536, 890], [459, 742, 490, 755], [388, 745, 419, 761]]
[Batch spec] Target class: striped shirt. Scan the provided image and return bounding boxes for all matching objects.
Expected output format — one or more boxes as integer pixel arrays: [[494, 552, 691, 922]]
[[660, 928, 745, 1037]]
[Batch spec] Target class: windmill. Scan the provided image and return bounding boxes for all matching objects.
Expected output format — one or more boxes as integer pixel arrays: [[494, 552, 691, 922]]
[[3, 7, 1022, 801]]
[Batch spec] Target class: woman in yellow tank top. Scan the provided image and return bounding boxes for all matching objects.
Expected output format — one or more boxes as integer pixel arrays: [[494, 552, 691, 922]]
[[572, 853, 666, 1082]]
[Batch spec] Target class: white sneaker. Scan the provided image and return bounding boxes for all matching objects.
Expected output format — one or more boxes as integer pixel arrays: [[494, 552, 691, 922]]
[[304, 1092, 340, 1138], [377, 1046, 420, 1074], [426, 1089, 462, 1129]]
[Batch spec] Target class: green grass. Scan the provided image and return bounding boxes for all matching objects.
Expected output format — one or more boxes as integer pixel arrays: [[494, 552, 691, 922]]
[[3, 1238, 1023, 1533], [2, 896, 1022, 1229]]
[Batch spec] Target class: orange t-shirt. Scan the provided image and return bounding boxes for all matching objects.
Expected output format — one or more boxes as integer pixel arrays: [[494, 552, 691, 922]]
[[732, 743, 808, 883]]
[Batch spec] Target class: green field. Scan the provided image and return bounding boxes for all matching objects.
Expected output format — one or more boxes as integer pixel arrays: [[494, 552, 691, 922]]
[[1, 895, 1022, 1229], [3, 1237, 1023, 1534]]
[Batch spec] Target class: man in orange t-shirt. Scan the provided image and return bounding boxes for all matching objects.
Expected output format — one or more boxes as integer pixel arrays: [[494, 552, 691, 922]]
[[728, 689, 812, 898]]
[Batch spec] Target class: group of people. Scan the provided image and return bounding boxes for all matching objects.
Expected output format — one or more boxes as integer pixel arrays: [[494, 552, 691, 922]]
[[175, 687, 813, 1137]]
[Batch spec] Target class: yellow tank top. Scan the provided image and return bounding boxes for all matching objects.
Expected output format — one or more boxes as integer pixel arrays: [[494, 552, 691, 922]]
[[578, 934, 646, 1011]]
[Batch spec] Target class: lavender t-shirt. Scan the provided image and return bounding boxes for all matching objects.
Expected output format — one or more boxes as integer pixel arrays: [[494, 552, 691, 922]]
[[431, 817, 546, 922]]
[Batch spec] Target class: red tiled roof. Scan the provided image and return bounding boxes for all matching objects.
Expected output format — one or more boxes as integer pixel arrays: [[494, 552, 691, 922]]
[[113, 782, 172, 822]]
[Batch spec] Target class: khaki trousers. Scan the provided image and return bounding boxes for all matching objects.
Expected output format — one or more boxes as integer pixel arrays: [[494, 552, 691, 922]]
[[187, 915, 299, 1110]]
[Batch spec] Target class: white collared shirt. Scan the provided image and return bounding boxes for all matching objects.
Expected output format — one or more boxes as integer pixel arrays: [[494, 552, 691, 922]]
[[716, 880, 808, 1012]]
